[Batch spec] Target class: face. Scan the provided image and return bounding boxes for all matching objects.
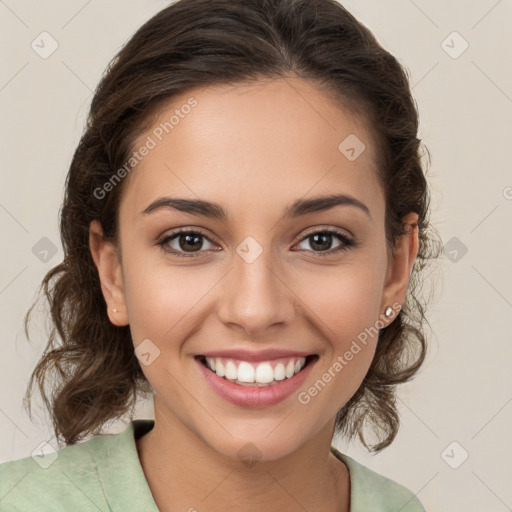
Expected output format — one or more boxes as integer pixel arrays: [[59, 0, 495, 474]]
[[90, 76, 418, 462]]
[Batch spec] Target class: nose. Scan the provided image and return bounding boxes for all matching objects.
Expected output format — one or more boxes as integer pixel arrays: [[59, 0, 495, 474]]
[[216, 243, 295, 337]]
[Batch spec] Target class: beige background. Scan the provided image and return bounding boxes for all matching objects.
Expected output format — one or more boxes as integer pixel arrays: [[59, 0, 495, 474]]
[[1, 1, 511, 511]]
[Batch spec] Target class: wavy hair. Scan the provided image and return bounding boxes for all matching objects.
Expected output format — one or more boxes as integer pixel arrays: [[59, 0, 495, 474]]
[[23, 0, 443, 452]]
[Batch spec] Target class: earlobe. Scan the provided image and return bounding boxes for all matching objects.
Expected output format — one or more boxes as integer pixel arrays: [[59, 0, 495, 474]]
[[380, 212, 419, 325], [89, 220, 129, 326]]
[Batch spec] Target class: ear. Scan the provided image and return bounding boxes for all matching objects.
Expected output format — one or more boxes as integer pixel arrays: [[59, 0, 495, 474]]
[[89, 219, 129, 326], [380, 211, 419, 324]]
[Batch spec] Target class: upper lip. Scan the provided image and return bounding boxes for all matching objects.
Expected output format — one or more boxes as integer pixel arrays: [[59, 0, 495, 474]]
[[198, 348, 316, 362]]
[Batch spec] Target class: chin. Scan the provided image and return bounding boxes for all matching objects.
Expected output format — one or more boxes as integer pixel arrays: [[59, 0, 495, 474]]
[[210, 435, 302, 465], [193, 415, 324, 465]]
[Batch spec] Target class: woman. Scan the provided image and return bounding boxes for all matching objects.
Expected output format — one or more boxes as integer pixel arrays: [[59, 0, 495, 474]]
[[0, 0, 441, 510]]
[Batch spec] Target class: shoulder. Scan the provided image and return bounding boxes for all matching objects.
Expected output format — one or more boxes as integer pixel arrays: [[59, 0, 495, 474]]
[[331, 447, 427, 512], [0, 428, 121, 511], [0, 420, 157, 512]]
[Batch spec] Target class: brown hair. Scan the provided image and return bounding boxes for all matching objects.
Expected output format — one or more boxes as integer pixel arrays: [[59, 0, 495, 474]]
[[23, 0, 442, 452]]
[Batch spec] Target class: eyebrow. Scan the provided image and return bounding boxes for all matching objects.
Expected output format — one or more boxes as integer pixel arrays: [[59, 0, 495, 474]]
[[141, 193, 372, 220]]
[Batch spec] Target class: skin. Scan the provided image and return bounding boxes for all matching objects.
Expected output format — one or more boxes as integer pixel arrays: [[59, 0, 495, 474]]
[[89, 76, 419, 512]]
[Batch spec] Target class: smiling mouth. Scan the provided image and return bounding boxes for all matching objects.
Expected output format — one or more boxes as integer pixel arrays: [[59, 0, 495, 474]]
[[196, 354, 318, 387]]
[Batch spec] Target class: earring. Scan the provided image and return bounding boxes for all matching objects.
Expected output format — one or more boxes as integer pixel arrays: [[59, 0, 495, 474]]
[[384, 306, 393, 317]]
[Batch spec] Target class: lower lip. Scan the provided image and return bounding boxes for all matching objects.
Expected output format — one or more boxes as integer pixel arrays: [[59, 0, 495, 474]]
[[196, 357, 316, 408]]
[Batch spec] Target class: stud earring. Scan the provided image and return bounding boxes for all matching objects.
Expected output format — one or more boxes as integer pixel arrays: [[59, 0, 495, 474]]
[[384, 306, 393, 317]]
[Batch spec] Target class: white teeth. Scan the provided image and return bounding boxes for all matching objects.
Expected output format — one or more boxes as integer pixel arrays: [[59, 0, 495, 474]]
[[274, 363, 285, 380], [203, 356, 308, 385], [255, 363, 274, 383], [225, 360, 237, 380], [215, 358, 225, 377], [237, 361, 255, 382]]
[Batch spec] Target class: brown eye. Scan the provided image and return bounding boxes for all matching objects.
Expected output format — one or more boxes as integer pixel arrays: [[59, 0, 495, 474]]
[[158, 229, 217, 258], [295, 229, 354, 256], [175, 233, 205, 252]]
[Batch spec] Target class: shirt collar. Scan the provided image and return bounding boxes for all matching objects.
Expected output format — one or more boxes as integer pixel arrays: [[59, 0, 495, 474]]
[[102, 419, 366, 511], [95, 419, 159, 511]]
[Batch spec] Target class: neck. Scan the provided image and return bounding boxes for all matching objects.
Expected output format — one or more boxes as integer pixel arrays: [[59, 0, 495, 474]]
[[136, 402, 350, 512]]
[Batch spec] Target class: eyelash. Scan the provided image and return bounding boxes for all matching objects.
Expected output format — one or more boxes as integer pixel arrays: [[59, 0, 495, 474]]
[[157, 227, 357, 259]]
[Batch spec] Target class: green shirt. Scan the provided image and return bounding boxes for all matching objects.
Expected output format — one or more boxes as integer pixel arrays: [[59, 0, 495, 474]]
[[0, 419, 426, 511]]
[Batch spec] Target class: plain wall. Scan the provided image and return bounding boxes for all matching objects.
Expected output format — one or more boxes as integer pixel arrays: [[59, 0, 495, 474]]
[[1, 1, 511, 511]]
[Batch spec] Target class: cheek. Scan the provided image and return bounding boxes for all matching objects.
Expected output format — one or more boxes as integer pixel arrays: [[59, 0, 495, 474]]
[[122, 253, 215, 348], [292, 263, 383, 406], [122, 260, 207, 395], [295, 259, 384, 343]]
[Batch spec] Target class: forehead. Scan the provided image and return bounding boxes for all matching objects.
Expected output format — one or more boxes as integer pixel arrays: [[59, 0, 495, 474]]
[[119, 77, 384, 224]]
